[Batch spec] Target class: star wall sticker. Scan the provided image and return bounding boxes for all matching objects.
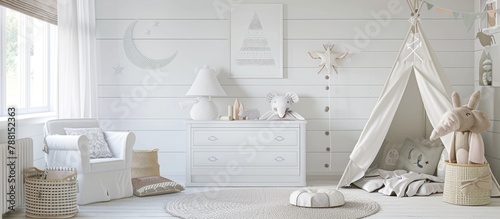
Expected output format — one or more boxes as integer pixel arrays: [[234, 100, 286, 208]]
[[309, 44, 348, 74], [112, 64, 125, 75], [144, 21, 158, 36]]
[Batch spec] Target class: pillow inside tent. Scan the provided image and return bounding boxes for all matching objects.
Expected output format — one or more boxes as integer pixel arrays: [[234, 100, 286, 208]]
[[370, 139, 403, 171], [395, 138, 444, 175]]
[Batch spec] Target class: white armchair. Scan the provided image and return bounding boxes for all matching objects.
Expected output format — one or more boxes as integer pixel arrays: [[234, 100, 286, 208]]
[[43, 118, 135, 205]]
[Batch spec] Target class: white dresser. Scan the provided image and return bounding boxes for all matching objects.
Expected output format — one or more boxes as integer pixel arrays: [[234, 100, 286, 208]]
[[186, 120, 306, 186]]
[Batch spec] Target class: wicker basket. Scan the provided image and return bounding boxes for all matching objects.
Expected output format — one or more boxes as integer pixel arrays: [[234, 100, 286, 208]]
[[443, 161, 491, 206], [24, 167, 78, 218], [131, 148, 160, 178]]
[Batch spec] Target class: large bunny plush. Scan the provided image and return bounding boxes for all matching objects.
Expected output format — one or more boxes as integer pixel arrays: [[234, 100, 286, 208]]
[[259, 92, 304, 120], [430, 91, 490, 164]]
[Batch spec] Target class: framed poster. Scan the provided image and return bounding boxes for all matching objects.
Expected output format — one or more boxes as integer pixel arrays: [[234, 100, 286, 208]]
[[230, 4, 283, 78], [482, 0, 499, 32]]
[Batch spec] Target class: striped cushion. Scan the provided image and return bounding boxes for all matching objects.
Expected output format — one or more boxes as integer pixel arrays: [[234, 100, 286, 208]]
[[132, 176, 184, 197]]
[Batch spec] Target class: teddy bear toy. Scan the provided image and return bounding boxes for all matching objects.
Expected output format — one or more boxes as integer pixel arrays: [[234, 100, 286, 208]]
[[430, 91, 490, 164], [259, 92, 304, 120]]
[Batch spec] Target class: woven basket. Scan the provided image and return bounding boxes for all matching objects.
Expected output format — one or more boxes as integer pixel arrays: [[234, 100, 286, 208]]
[[131, 148, 160, 178], [24, 167, 78, 218], [443, 161, 491, 206]]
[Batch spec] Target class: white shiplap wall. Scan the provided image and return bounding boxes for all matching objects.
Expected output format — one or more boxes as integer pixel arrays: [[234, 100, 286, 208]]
[[95, 0, 475, 176], [474, 1, 500, 181]]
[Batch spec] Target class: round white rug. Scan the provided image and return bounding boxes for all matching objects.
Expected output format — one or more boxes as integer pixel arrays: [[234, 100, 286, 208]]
[[165, 188, 379, 219]]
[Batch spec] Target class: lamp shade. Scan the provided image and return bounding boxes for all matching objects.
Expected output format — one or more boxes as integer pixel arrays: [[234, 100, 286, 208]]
[[186, 66, 227, 97]]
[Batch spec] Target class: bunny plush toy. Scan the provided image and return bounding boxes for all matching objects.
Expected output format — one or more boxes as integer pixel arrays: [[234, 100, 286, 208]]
[[430, 91, 490, 164]]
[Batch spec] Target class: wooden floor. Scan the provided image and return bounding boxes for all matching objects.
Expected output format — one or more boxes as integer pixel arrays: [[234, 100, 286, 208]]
[[3, 176, 500, 219]]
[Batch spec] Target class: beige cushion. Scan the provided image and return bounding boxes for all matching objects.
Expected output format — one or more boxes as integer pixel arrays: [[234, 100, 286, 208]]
[[132, 176, 184, 197], [131, 148, 160, 178], [290, 188, 345, 208], [64, 127, 114, 159]]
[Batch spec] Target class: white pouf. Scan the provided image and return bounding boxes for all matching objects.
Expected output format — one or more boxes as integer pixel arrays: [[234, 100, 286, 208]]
[[290, 188, 345, 208]]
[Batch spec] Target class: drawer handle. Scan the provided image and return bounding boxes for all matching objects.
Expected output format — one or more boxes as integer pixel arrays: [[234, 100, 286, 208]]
[[274, 136, 285, 141], [275, 156, 285, 162], [208, 156, 218, 162], [208, 136, 218, 141], [326, 147, 331, 152]]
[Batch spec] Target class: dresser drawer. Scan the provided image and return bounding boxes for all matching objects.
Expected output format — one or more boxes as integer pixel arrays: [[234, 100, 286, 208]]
[[186, 120, 307, 186], [192, 151, 298, 167], [192, 129, 298, 147]]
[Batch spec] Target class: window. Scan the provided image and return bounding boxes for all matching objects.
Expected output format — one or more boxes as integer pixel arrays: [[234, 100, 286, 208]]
[[0, 6, 57, 116]]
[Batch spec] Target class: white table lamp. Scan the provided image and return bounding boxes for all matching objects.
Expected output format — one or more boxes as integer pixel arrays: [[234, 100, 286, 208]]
[[186, 66, 227, 120]]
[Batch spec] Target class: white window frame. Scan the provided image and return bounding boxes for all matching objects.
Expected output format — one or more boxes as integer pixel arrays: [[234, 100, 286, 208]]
[[0, 6, 57, 119]]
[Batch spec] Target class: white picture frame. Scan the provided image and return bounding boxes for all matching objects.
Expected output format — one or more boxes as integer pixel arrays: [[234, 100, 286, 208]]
[[230, 4, 283, 78], [482, 0, 499, 33]]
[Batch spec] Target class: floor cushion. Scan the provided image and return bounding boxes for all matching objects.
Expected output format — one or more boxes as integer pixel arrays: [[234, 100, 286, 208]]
[[289, 188, 345, 208], [132, 176, 184, 197]]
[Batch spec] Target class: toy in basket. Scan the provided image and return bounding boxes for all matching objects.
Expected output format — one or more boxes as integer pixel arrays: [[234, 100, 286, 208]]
[[430, 91, 492, 205], [24, 167, 78, 218]]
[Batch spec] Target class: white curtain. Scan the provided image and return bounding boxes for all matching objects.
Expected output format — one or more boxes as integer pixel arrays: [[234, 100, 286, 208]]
[[57, 0, 98, 118]]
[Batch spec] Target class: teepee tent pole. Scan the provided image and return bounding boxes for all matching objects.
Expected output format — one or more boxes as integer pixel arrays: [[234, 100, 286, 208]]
[[406, 0, 414, 13], [416, 0, 424, 15]]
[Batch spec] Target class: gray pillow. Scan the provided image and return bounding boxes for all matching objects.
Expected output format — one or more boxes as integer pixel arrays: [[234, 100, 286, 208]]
[[64, 128, 114, 159], [396, 138, 444, 175], [370, 139, 403, 171]]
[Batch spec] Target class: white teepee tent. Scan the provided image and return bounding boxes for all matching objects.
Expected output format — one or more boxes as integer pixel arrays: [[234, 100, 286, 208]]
[[337, 1, 500, 196]]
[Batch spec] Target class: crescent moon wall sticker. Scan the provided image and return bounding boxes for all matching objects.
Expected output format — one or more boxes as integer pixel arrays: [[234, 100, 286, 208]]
[[123, 20, 177, 70]]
